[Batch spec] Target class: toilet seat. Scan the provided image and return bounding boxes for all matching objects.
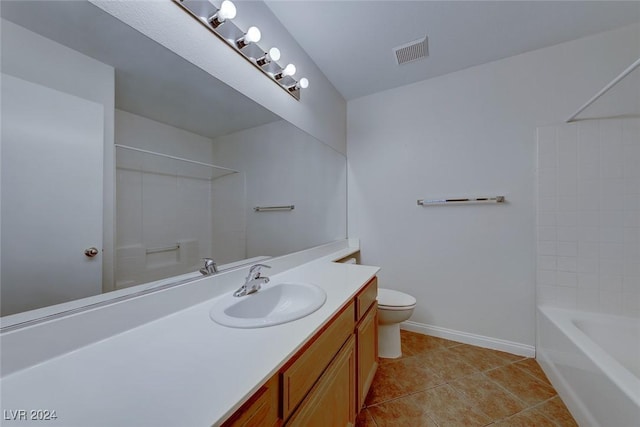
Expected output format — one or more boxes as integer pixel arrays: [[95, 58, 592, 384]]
[[377, 288, 416, 310]]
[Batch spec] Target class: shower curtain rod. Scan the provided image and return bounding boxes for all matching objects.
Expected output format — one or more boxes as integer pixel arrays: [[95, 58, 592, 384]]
[[566, 57, 640, 123], [115, 144, 238, 173]]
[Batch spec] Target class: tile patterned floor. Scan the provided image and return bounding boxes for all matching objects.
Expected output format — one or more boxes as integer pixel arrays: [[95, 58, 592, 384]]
[[356, 330, 577, 427]]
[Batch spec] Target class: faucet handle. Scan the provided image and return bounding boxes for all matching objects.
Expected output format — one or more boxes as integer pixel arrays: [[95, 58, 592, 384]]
[[247, 263, 271, 280], [203, 258, 216, 267], [200, 258, 218, 275]]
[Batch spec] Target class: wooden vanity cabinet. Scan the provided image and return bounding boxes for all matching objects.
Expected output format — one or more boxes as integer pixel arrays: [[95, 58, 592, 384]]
[[220, 275, 378, 427]]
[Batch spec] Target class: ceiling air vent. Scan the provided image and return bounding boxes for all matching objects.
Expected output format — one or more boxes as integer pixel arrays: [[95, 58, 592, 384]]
[[393, 36, 428, 65]]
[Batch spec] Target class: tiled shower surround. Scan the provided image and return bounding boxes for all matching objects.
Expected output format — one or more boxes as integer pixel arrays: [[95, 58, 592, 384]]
[[536, 118, 640, 316]]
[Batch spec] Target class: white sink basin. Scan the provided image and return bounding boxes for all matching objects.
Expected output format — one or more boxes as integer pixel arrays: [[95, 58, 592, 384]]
[[209, 282, 327, 328]]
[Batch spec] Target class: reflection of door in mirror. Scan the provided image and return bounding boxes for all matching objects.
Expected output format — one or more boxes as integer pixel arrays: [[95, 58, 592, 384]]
[[1, 74, 104, 316], [1, 18, 114, 317]]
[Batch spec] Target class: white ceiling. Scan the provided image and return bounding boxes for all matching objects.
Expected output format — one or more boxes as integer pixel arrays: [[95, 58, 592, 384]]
[[265, 1, 640, 100]]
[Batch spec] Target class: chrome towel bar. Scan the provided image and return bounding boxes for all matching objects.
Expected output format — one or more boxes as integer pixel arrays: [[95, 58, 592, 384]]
[[417, 196, 505, 206], [254, 205, 295, 212]]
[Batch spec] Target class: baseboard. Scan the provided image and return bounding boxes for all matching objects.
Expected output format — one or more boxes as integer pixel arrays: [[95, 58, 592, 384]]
[[401, 321, 536, 358]]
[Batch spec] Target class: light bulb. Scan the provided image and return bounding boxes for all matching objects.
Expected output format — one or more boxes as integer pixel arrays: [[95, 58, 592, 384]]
[[299, 78, 309, 89], [236, 26, 261, 49], [218, 0, 236, 21], [257, 47, 281, 67], [245, 26, 261, 44], [208, 0, 236, 27], [268, 47, 281, 62], [282, 63, 296, 77]]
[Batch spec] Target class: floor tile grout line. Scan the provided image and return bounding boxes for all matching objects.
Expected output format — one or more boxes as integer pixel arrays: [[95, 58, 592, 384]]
[[509, 358, 554, 386], [527, 395, 571, 427], [364, 378, 447, 408], [447, 377, 509, 424], [484, 358, 556, 394], [366, 408, 379, 427], [475, 370, 532, 409]]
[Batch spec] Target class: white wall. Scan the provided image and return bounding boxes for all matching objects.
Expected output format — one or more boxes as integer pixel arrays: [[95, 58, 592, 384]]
[[348, 24, 640, 349], [211, 120, 347, 258], [1, 19, 116, 291], [537, 119, 639, 317], [91, 0, 347, 155]]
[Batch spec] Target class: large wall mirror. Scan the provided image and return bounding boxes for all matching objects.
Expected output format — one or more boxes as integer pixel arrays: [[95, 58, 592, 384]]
[[0, 1, 347, 320]]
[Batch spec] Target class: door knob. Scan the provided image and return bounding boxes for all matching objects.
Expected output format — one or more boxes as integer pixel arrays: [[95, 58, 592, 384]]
[[84, 247, 99, 257]]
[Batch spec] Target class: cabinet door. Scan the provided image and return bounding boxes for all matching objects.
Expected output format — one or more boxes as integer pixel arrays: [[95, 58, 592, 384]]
[[221, 375, 280, 427], [281, 302, 355, 419], [286, 336, 356, 427], [357, 303, 378, 410]]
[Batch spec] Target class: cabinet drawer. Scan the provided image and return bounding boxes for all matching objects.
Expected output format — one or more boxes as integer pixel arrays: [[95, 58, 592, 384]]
[[221, 375, 280, 427], [281, 302, 355, 420], [285, 336, 356, 427], [356, 277, 377, 321]]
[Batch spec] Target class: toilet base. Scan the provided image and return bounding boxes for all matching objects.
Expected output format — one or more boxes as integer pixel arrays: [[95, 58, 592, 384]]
[[378, 323, 402, 359]]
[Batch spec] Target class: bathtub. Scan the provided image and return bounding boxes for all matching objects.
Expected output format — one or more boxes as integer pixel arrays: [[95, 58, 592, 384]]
[[537, 306, 640, 426]]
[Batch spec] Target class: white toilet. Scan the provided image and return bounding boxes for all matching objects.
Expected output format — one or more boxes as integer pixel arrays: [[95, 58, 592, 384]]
[[377, 288, 417, 359]]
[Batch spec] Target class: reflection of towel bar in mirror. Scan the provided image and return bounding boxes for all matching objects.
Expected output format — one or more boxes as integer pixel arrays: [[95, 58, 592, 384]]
[[254, 205, 295, 212], [417, 196, 505, 206], [146, 244, 181, 255]]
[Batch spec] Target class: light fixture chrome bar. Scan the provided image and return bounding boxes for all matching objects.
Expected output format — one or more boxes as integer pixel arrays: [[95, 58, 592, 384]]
[[146, 244, 181, 255], [254, 205, 295, 212], [173, 0, 305, 100], [566, 57, 640, 123], [417, 196, 505, 206]]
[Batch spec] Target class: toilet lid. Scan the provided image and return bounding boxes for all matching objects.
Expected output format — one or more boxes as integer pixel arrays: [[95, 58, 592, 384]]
[[377, 288, 416, 308]]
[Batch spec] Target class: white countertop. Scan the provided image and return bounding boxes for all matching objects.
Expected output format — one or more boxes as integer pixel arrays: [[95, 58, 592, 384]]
[[0, 248, 379, 426]]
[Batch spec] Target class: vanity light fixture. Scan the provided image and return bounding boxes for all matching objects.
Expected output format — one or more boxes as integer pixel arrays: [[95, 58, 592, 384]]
[[175, 0, 308, 100], [256, 47, 281, 67], [208, 0, 236, 28]]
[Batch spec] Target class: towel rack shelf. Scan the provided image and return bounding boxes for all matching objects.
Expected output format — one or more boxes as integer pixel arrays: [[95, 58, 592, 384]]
[[417, 196, 505, 206], [254, 205, 295, 212]]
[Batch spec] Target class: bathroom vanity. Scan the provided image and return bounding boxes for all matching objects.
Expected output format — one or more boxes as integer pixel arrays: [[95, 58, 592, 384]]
[[0, 241, 380, 427], [222, 276, 378, 426]]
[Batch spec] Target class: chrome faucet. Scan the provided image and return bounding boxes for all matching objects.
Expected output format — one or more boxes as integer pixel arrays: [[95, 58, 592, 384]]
[[200, 258, 218, 275], [234, 264, 271, 297]]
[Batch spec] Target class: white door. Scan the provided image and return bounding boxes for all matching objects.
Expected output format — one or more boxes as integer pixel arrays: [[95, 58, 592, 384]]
[[1, 73, 104, 316]]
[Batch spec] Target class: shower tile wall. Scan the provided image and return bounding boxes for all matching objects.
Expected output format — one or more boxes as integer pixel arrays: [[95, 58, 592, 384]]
[[536, 118, 640, 317], [114, 110, 221, 289]]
